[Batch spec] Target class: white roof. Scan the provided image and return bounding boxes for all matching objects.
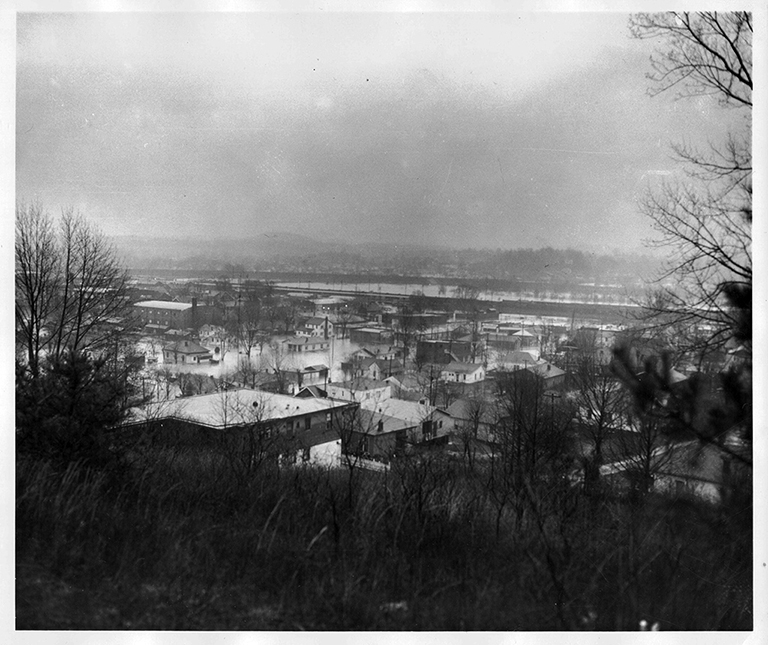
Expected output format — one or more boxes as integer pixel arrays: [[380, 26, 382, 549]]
[[125, 389, 350, 429], [134, 300, 193, 311], [443, 362, 484, 374], [361, 398, 434, 424], [286, 336, 329, 345]]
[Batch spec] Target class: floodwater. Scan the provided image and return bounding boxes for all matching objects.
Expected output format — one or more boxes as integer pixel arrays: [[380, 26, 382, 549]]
[[274, 280, 634, 306], [138, 335, 363, 384]]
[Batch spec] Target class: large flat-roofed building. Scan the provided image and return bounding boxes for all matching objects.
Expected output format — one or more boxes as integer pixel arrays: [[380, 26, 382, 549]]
[[120, 388, 359, 460], [134, 300, 195, 330]]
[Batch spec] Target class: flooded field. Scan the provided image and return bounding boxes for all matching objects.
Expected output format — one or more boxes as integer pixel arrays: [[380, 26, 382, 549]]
[[275, 280, 635, 306], [138, 335, 362, 385]]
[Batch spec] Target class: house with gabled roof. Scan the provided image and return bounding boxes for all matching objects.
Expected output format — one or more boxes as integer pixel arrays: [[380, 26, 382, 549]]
[[351, 344, 401, 362], [361, 357, 404, 381], [296, 316, 334, 339], [597, 438, 749, 505], [503, 361, 567, 389], [285, 364, 330, 394], [295, 385, 328, 399], [342, 354, 404, 381], [344, 408, 414, 460], [361, 397, 447, 444], [162, 339, 213, 364], [444, 398, 499, 453]]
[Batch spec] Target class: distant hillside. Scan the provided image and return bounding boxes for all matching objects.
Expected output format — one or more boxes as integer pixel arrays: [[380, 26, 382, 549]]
[[113, 235, 661, 288]]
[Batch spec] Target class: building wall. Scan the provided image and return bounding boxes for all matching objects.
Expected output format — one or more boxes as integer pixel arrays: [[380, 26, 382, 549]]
[[327, 384, 391, 403], [119, 402, 356, 452], [287, 339, 330, 352], [346, 429, 406, 460], [162, 349, 211, 364], [442, 367, 485, 383], [135, 304, 192, 329], [350, 328, 393, 344]]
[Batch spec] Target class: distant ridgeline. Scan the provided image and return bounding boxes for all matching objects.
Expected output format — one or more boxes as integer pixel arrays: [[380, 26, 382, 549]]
[[115, 236, 657, 292]]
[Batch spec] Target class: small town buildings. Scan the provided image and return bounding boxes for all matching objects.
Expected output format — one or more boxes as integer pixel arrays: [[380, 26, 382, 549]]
[[198, 324, 227, 347], [511, 328, 538, 349], [285, 336, 331, 353], [577, 325, 618, 349], [488, 349, 540, 370], [327, 378, 392, 404], [359, 357, 404, 381], [342, 346, 403, 379], [285, 364, 330, 394], [440, 362, 486, 384], [312, 297, 349, 316], [143, 323, 169, 336], [134, 300, 196, 330], [295, 385, 328, 399], [392, 311, 450, 330], [361, 397, 443, 444], [164, 328, 191, 341], [518, 361, 567, 389], [416, 339, 472, 365], [127, 279, 173, 301], [445, 398, 498, 444], [484, 332, 521, 351], [162, 339, 213, 364], [349, 326, 394, 344], [295, 317, 334, 338], [384, 372, 431, 402], [120, 388, 359, 464], [598, 439, 748, 505], [344, 408, 414, 460]]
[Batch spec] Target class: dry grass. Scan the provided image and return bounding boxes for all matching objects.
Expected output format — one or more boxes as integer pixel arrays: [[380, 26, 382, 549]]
[[16, 450, 752, 630]]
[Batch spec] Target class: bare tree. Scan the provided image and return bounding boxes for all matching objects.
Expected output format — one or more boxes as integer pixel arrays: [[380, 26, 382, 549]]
[[261, 340, 297, 394], [569, 349, 628, 494], [153, 365, 179, 400], [453, 284, 483, 361], [613, 13, 753, 483], [395, 297, 429, 365], [608, 414, 674, 503], [15, 204, 60, 377], [15, 204, 131, 375], [485, 371, 572, 538], [208, 388, 293, 482], [628, 12, 751, 358], [16, 204, 138, 465], [630, 12, 751, 106], [451, 393, 496, 472]]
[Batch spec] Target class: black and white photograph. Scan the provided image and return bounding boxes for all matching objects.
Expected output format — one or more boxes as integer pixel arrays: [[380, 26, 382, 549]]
[[9, 0, 760, 635]]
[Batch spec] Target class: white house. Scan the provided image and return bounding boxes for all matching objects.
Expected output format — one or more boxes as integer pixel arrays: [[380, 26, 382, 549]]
[[296, 317, 334, 339], [162, 339, 213, 364], [327, 378, 392, 404], [440, 362, 486, 384], [285, 336, 331, 353]]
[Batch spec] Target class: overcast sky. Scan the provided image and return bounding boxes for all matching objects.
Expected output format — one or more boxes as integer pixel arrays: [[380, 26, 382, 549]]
[[16, 10, 743, 252]]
